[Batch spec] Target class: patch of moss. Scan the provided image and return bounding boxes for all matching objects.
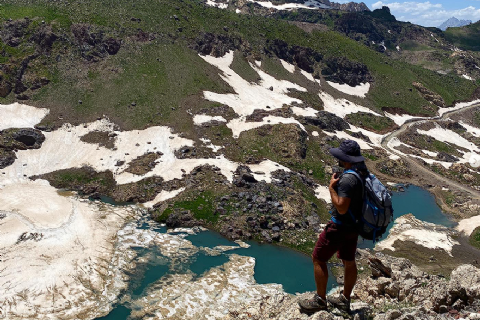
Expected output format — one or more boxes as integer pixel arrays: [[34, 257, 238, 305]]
[[345, 112, 397, 133]]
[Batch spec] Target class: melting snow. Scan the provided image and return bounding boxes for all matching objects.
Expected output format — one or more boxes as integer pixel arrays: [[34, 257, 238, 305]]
[[315, 185, 331, 204], [280, 59, 295, 73], [326, 81, 370, 98], [0, 102, 50, 130], [193, 114, 227, 125], [384, 112, 427, 126], [457, 215, 480, 236], [291, 106, 319, 117], [246, 0, 330, 10], [205, 0, 228, 9], [200, 51, 306, 117], [417, 124, 479, 152], [319, 92, 381, 119], [463, 74, 474, 81], [438, 99, 480, 117], [227, 115, 306, 138], [377, 215, 459, 256]]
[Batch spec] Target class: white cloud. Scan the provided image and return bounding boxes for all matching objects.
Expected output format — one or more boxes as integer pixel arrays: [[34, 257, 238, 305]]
[[372, 1, 480, 27]]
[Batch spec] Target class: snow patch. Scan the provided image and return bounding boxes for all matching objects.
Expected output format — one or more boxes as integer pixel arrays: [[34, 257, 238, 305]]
[[315, 185, 331, 204], [319, 92, 381, 119], [422, 149, 438, 157], [291, 106, 319, 118], [0, 102, 50, 130], [457, 215, 480, 236], [384, 112, 427, 126], [143, 188, 186, 208], [438, 99, 480, 117], [417, 124, 479, 152], [193, 114, 227, 125], [312, 131, 319, 137], [200, 51, 306, 117], [326, 81, 370, 98], [246, 0, 330, 10], [206, 0, 228, 9], [463, 74, 474, 81], [377, 215, 459, 256], [280, 59, 295, 73], [227, 115, 305, 138]]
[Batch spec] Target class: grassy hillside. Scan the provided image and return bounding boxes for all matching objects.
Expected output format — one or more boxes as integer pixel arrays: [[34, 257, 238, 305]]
[[0, 0, 477, 132], [445, 21, 480, 51]]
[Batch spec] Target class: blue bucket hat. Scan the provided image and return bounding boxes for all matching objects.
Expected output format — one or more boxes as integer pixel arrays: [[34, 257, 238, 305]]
[[329, 140, 365, 163]]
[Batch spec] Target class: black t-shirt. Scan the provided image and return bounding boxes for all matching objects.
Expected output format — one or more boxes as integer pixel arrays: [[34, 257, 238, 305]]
[[331, 172, 364, 227]]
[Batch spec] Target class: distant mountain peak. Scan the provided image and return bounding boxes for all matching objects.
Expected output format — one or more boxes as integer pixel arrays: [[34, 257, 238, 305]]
[[439, 17, 472, 31]]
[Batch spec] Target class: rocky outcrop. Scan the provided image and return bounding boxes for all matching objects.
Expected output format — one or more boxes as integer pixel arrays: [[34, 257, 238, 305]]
[[303, 111, 350, 132], [0, 128, 45, 168], [412, 82, 446, 109], [265, 39, 323, 73], [0, 149, 16, 169], [0, 128, 46, 150], [193, 32, 247, 57], [329, 1, 369, 12], [0, 18, 30, 47], [71, 24, 121, 61], [322, 57, 373, 87]]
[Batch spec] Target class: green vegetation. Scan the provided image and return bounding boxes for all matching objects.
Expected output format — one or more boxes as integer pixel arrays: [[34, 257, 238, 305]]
[[161, 190, 218, 222], [469, 227, 480, 249], [445, 22, 480, 51], [346, 112, 397, 133], [400, 40, 433, 52], [0, 0, 477, 130], [230, 50, 261, 83]]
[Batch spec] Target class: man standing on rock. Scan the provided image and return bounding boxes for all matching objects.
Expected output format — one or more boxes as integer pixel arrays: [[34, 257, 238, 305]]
[[299, 140, 368, 314]]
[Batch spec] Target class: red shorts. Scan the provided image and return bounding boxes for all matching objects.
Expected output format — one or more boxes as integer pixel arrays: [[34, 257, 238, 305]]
[[312, 221, 359, 262]]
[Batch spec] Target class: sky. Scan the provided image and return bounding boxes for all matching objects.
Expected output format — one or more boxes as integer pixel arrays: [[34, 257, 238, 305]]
[[337, 0, 480, 27]]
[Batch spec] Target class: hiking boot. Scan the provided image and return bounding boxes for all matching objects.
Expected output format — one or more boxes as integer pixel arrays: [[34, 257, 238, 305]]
[[298, 294, 327, 314], [327, 291, 351, 312]]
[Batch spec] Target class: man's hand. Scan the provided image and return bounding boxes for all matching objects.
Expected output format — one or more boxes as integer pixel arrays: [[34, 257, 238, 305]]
[[329, 173, 340, 190]]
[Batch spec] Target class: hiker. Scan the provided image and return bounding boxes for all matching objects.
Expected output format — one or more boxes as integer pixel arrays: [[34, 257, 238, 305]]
[[299, 140, 369, 314]]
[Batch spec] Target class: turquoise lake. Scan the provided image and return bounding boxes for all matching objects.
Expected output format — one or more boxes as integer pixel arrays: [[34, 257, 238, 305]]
[[96, 184, 455, 319]]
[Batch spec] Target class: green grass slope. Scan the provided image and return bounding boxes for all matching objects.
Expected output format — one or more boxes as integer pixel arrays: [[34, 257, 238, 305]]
[[0, 0, 477, 131], [445, 21, 480, 52]]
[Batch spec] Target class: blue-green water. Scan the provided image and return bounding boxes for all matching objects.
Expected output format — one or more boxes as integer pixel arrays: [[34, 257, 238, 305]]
[[95, 184, 455, 319], [358, 184, 456, 249]]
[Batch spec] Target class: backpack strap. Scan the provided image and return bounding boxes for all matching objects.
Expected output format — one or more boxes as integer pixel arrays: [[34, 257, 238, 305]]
[[342, 169, 365, 223]]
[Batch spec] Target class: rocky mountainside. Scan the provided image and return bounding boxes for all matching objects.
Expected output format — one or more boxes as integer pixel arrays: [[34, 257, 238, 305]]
[[0, 0, 480, 319], [439, 17, 472, 31]]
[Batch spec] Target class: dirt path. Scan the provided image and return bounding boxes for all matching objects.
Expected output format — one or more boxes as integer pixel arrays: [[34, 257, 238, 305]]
[[381, 103, 480, 200]]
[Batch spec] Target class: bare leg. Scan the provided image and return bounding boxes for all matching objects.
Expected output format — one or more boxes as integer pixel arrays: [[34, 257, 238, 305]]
[[313, 256, 329, 300], [342, 259, 357, 299]]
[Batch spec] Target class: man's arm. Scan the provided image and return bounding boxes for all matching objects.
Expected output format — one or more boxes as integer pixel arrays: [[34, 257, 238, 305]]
[[329, 173, 351, 215]]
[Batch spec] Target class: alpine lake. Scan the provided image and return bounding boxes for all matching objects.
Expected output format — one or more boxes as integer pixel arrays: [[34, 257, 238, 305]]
[[96, 184, 456, 319]]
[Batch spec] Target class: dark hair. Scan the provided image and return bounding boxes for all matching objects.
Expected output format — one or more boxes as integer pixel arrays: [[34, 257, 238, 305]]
[[352, 161, 369, 178]]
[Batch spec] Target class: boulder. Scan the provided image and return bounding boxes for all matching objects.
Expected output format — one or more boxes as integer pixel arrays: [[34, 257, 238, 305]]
[[304, 111, 350, 132]]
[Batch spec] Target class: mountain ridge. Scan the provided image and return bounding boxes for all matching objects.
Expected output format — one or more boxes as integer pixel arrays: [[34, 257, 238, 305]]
[[439, 17, 472, 31]]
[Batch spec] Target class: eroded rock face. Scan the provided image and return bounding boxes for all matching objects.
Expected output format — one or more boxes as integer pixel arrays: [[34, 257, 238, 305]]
[[193, 32, 246, 57], [303, 111, 350, 132], [413, 82, 446, 109], [0, 149, 16, 169], [0, 128, 45, 168], [322, 57, 373, 87], [265, 39, 323, 73]]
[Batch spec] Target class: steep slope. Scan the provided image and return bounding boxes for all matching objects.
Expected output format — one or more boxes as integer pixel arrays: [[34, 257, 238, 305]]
[[445, 20, 480, 51]]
